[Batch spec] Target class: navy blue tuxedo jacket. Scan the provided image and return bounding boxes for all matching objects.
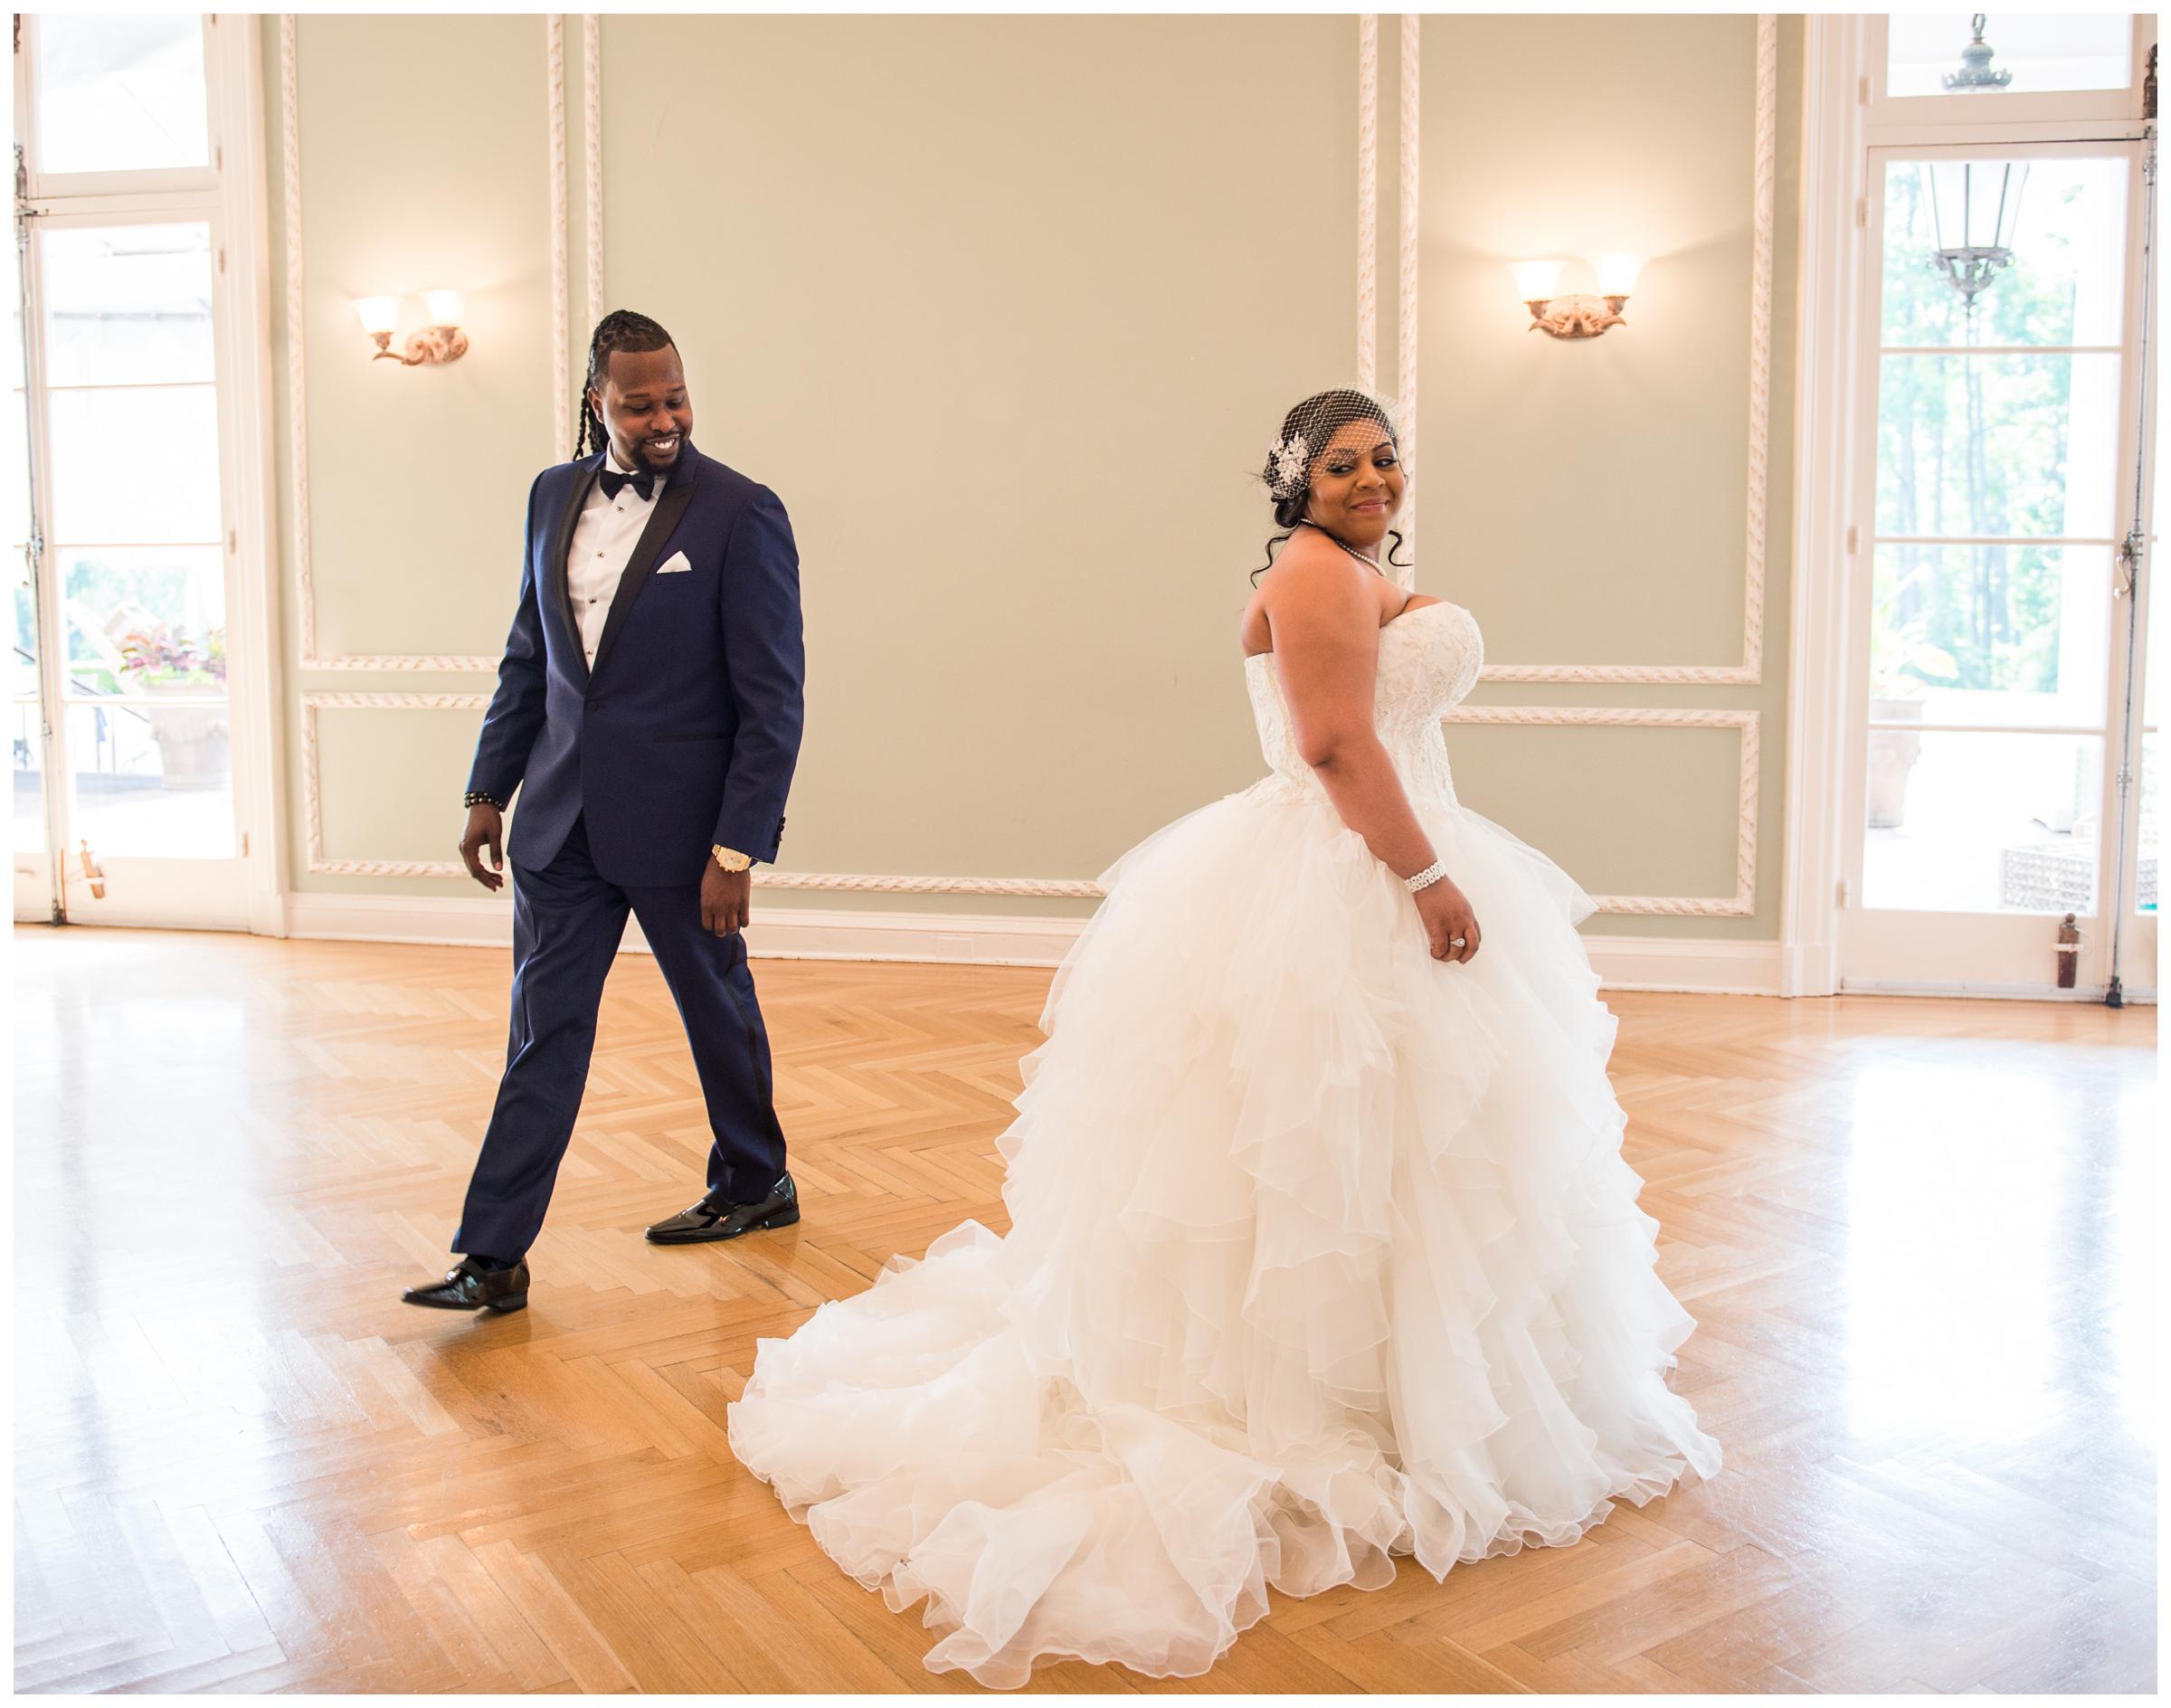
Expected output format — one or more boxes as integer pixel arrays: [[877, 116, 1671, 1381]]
[[467, 441, 805, 887]]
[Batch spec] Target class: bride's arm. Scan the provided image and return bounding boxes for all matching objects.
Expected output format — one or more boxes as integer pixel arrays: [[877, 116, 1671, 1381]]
[[1265, 555, 1481, 962]]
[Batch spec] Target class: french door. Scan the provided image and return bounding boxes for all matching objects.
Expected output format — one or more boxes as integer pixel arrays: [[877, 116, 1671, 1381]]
[[1840, 138, 2156, 997], [12, 14, 266, 929]]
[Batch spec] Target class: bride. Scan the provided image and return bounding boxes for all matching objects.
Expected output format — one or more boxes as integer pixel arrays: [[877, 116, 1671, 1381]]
[[727, 388, 1721, 1687]]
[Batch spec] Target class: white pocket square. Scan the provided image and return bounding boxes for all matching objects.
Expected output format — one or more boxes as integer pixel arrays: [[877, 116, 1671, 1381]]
[[655, 551, 693, 575]]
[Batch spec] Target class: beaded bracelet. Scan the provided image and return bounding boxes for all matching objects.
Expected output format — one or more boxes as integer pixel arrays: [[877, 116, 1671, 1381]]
[[464, 790, 503, 810]]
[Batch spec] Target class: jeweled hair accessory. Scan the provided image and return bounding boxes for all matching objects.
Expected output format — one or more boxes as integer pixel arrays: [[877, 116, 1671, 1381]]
[[1266, 432, 1311, 499], [1260, 388, 1401, 508]]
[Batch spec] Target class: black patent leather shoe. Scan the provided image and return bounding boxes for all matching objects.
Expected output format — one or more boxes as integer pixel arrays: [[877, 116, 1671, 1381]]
[[645, 1172, 800, 1244], [401, 1256, 530, 1312]]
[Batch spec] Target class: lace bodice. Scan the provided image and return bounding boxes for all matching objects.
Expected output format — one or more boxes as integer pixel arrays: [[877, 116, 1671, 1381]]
[[1244, 600, 1484, 809]]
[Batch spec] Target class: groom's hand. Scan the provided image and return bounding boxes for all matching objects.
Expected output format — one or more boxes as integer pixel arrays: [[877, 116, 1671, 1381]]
[[701, 861, 751, 936], [459, 804, 505, 891]]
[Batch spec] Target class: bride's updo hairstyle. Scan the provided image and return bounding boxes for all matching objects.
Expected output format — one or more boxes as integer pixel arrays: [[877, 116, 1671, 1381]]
[[1253, 386, 1413, 582]]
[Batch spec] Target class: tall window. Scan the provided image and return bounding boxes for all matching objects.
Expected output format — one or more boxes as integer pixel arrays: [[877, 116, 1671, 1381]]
[[13, 14, 264, 927], [1834, 13, 2157, 995]]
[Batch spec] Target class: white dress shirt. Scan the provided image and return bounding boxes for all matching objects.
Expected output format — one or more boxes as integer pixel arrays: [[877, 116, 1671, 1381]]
[[564, 451, 665, 668]]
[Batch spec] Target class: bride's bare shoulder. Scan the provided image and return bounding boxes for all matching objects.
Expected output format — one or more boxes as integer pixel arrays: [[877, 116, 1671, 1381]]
[[1242, 541, 1389, 658], [1256, 533, 1360, 603]]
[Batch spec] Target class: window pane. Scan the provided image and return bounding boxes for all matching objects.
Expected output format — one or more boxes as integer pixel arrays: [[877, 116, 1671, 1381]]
[[41, 223, 215, 387], [2136, 733, 2157, 916], [6, 201, 28, 551], [2147, 541, 2167, 732], [1882, 157, 2128, 348], [1876, 354, 2121, 540], [1863, 730, 2102, 913], [57, 546, 225, 702], [46, 386, 221, 545], [1871, 545, 2109, 729], [12, 583, 37, 702], [1887, 14, 2133, 98], [65, 697, 232, 860], [14, 702, 44, 854], [33, 14, 209, 176]]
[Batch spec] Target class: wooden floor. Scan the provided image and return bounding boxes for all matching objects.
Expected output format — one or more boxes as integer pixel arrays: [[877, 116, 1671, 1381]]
[[10, 926, 2158, 1694]]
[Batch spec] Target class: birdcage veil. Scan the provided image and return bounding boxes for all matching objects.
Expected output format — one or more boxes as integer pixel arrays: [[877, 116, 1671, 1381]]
[[1260, 386, 1403, 509], [1254, 385, 1412, 581]]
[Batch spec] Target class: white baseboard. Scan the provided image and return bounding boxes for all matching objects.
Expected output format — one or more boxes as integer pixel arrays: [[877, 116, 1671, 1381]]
[[280, 893, 1085, 967], [280, 893, 1783, 992], [284, 891, 517, 950], [1840, 977, 2157, 1005], [1582, 935, 1783, 995]]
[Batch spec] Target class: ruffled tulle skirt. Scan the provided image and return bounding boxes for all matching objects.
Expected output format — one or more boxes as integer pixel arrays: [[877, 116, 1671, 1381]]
[[727, 780, 1721, 1687]]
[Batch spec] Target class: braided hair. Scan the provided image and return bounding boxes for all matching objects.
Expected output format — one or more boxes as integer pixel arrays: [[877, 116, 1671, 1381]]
[[574, 309, 678, 460], [1252, 387, 1412, 583]]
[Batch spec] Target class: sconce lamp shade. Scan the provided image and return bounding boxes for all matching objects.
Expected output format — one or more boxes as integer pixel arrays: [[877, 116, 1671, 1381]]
[[421, 289, 463, 327], [1510, 259, 1566, 300], [354, 296, 400, 337], [1594, 252, 1645, 296]]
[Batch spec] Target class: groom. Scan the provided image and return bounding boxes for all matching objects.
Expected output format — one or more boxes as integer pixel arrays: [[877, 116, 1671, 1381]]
[[403, 309, 806, 1314]]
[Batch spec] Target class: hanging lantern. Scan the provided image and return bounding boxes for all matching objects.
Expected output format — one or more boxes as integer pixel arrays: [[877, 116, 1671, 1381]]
[[1925, 158, 2029, 304], [1944, 14, 2014, 91]]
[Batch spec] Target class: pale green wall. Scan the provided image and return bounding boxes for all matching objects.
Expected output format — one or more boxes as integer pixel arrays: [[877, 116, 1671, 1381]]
[[1418, 14, 1803, 940], [268, 14, 1801, 935]]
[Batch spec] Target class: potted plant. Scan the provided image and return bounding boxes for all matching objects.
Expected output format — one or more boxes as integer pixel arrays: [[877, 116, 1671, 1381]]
[[1866, 622, 1958, 831], [119, 623, 229, 789]]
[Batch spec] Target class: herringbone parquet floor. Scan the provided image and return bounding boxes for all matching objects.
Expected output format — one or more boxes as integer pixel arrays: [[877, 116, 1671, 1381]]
[[11, 926, 2159, 1694]]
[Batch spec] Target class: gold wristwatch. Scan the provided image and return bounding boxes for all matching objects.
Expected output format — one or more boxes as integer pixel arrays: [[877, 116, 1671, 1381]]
[[711, 844, 754, 874]]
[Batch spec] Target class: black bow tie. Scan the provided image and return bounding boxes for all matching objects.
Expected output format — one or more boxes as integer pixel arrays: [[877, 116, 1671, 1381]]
[[598, 462, 659, 502]]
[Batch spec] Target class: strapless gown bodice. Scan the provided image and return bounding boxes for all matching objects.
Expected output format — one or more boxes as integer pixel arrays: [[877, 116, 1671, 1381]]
[[1245, 600, 1484, 809]]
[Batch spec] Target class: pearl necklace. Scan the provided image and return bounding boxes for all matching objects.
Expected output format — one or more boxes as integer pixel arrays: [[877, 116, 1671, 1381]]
[[1297, 519, 1384, 572]]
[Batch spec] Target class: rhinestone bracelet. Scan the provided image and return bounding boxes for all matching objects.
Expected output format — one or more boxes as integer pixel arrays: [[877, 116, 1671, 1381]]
[[1403, 859, 1448, 894]]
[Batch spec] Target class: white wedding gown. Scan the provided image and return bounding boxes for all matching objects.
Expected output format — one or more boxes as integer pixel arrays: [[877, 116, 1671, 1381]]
[[727, 601, 1721, 1687]]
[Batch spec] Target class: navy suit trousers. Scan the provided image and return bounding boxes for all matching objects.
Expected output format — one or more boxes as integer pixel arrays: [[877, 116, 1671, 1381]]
[[453, 816, 788, 1260]]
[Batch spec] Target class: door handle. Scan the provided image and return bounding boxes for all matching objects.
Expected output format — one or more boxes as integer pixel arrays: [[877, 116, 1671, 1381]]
[[76, 840, 105, 900]]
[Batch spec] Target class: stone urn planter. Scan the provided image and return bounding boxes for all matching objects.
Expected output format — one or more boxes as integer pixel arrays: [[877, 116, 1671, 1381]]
[[1866, 696, 1926, 830], [138, 677, 229, 790]]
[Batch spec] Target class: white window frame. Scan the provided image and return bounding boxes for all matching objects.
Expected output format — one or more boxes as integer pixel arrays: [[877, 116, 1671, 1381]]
[[13, 14, 286, 934], [1784, 14, 2157, 997], [1865, 14, 2153, 138]]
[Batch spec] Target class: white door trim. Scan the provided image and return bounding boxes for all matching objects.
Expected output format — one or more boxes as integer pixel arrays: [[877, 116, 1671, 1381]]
[[1781, 15, 2160, 999], [1780, 14, 1871, 997], [9, 15, 280, 933], [208, 14, 289, 937]]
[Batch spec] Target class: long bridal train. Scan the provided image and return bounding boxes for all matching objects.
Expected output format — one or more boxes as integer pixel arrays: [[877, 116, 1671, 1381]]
[[728, 602, 1721, 1687]]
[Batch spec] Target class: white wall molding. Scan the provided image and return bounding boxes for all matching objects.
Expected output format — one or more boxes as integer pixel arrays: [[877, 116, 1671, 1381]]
[[300, 691, 489, 876], [1476, 13, 1778, 686], [299, 698, 1754, 915], [1394, 11, 1419, 583], [759, 872, 1105, 898], [276, 14, 516, 674], [547, 16, 571, 465], [1444, 707, 1760, 916], [1355, 14, 1379, 394], [282, 890, 1779, 992], [583, 14, 602, 331]]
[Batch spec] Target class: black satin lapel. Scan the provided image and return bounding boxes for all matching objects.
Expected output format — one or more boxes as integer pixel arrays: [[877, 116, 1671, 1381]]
[[548, 466, 597, 678], [589, 482, 696, 681]]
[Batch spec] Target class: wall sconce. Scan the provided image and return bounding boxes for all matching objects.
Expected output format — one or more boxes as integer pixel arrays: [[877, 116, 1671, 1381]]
[[355, 289, 469, 365], [1512, 254, 1643, 339]]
